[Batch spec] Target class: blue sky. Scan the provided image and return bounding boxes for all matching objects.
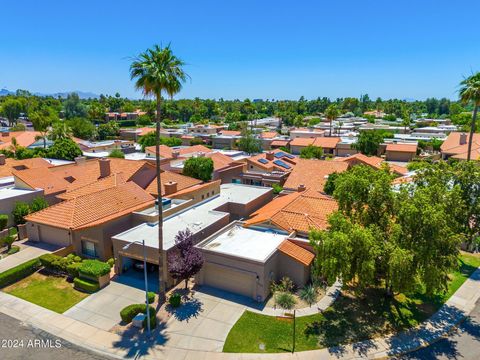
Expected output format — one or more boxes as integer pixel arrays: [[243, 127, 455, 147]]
[[1, 0, 479, 100]]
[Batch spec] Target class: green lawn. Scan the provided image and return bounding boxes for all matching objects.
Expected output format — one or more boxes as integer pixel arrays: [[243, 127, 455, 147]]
[[223, 252, 480, 353], [3, 272, 89, 313]]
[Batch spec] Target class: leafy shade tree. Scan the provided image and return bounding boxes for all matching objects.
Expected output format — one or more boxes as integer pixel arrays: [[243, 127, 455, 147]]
[[1, 98, 25, 126], [325, 104, 339, 137], [64, 93, 87, 119], [130, 44, 189, 303], [109, 149, 125, 158], [167, 229, 204, 289], [300, 145, 323, 159], [237, 131, 261, 154], [353, 130, 384, 156], [323, 172, 339, 196], [67, 118, 96, 140], [48, 138, 82, 160], [12, 202, 30, 225], [30, 197, 49, 213], [87, 101, 106, 121], [310, 165, 461, 296], [97, 121, 119, 140], [30, 106, 58, 148], [459, 72, 480, 161], [183, 157, 214, 182], [138, 131, 181, 150]]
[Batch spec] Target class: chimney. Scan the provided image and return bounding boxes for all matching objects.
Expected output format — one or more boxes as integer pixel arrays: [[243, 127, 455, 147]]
[[298, 184, 306, 192], [266, 152, 274, 161], [164, 181, 178, 196], [74, 156, 86, 165], [0, 154, 5, 165], [460, 133, 467, 145], [172, 150, 180, 159], [99, 158, 111, 178]]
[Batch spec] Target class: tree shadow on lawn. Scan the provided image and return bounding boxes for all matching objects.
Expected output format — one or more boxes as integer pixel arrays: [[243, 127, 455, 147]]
[[302, 286, 435, 357], [113, 318, 169, 359]]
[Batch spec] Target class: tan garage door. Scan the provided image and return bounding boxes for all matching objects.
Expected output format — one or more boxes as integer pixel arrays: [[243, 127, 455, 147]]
[[203, 263, 255, 298]]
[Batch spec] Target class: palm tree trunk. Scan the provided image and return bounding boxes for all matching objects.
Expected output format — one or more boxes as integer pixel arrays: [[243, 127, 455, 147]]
[[329, 119, 332, 137], [156, 95, 166, 303], [467, 105, 478, 161]]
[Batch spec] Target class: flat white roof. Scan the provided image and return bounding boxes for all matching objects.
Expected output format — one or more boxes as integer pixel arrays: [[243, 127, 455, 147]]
[[199, 225, 287, 262], [113, 183, 272, 251], [0, 187, 41, 200]]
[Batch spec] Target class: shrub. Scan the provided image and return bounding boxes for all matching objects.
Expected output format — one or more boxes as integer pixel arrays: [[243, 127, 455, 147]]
[[0, 258, 41, 288], [73, 255, 82, 263], [12, 202, 30, 225], [299, 284, 318, 306], [272, 183, 283, 195], [74, 277, 100, 293], [275, 292, 296, 310], [276, 276, 295, 293], [30, 197, 48, 213], [7, 245, 20, 255], [107, 258, 115, 268], [39, 253, 62, 269], [0, 214, 8, 231], [67, 262, 82, 278], [78, 259, 111, 278], [147, 291, 156, 304], [1, 236, 15, 251], [108, 149, 125, 158], [169, 293, 181, 308], [120, 304, 156, 329]]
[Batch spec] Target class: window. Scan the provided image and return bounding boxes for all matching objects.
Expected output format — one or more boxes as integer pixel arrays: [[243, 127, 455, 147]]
[[207, 192, 210, 197], [81, 240, 98, 258], [202, 194, 205, 200]]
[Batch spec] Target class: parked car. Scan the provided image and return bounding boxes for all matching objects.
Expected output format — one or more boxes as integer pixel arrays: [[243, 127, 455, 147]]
[[133, 260, 156, 272]]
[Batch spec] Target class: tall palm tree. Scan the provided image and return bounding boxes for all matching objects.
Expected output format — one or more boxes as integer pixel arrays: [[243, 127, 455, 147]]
[[459, 72, 480, 161], [130, 44, 188, 303], [325, 104, 339, 137]]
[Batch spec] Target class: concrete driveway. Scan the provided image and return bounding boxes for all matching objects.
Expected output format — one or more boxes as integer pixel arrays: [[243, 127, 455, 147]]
[[162, 286, 247, 352], [63, 271, 157, 331], [0, 241, 59, 273]]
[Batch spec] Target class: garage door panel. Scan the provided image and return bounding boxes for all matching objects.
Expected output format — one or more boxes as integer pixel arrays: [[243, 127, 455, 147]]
[[203, 263, 255, 298]]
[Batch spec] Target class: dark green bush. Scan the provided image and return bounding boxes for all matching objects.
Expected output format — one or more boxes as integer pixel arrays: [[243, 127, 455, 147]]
[[169, 293, 181, 308], [147, 291, 155, 304], [0, 214, 8, 230], [0, 258, 41, 288], [67, 263, 82, 278], [39, 254, 62, 269], [107, 258, 115, 268], [78, 259, 110, 278], [120, 303, 156, 329], [117, 120, 137, 127], [73, 277, 100, 293]]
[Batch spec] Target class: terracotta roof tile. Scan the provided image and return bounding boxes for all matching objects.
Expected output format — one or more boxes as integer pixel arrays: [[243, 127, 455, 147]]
[[145, 170, 202, 196], [25, 181, 154, 230], [339, 153, 408, 176], [245, 189, 337, 233], [219, 130, 241, 136], [0, 157, 52, 178], [0, 131, 43, 150], [278, 240, 315, 266], [57, 173, 127, 200], [385, 143, 417, 153], [145, 145, 213, 159], [168, 180, 221, 198], [290, 138, 316, 147], [271, 140, 290, 147], [247, 149, 298, 172], [283, 159, 349, 192], [206, 152, 235, 171], [260, 131, 279, 139]]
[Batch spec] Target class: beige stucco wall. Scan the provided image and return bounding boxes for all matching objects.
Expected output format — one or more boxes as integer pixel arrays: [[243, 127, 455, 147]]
[[0, 189, 44, 227], [385, 150, 415, 162], [26, 222, 71, 247]]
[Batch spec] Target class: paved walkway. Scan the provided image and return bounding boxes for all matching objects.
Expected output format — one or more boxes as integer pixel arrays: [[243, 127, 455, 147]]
[[0, 241, 59, 273], [0, 268, 479, 359]]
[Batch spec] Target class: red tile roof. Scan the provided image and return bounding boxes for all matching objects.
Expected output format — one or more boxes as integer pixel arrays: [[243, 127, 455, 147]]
[[247, 149, 298, 172], [145, 170, 202, 196], [290, 137, 340, 149], [0, 157, 52, 178], [385, 143, 418, 153], [278, 240, 315, 266], [441, 132, 480, 160], [0, 131, 43, 150], [339, 153, 408, 176]]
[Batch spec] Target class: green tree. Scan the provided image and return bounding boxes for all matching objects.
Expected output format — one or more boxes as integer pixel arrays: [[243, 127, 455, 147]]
[[459, 72, 480, 161], [30, 106, 58, 148], [325, 104, 339, 137], [109, 149, 125, 158], [130, 44, 189, 303], [87, 101, 106, 121], [237, 131, 261, 154], [300, 145, 323, 159], [97, 121, 119, 140], [67, 118, 96, 139], [48, 121, 73, 141], [353, 130, 384, 156], [12, 202, 30, 225], [30, 197, 49, 213], [47, 138, 82, 160], [182, 157, 213, 182], [1, 98, 24, 126], [64, 93, 87, 119], [323, 172, 339, 195]]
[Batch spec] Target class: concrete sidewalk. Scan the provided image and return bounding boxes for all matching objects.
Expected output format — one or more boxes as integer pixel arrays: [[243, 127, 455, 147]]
[[0, 268, 479, 359], [0, 241, 59, 273]]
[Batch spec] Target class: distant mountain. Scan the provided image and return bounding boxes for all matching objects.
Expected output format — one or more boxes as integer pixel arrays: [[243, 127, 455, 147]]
[[0, 88, 14, 96], [0, 88, 99, 99]]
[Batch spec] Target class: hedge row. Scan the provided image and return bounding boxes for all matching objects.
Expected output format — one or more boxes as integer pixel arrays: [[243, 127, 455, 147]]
[[73, 277, 100, 293], [39, 253, 82, 273], [0, 258, 41, 288], [78, 260, 111, 278], [120, 304, 157, 329]]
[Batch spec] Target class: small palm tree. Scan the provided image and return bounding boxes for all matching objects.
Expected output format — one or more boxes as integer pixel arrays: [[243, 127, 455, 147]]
[[459, 72, 480, 161], [49, 121, 73, 141], [325, 104, 339, 137], [130, 44, 188, 303]]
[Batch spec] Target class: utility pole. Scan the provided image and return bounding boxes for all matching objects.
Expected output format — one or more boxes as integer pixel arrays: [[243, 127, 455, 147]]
[[292, 309, 296, 353]]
